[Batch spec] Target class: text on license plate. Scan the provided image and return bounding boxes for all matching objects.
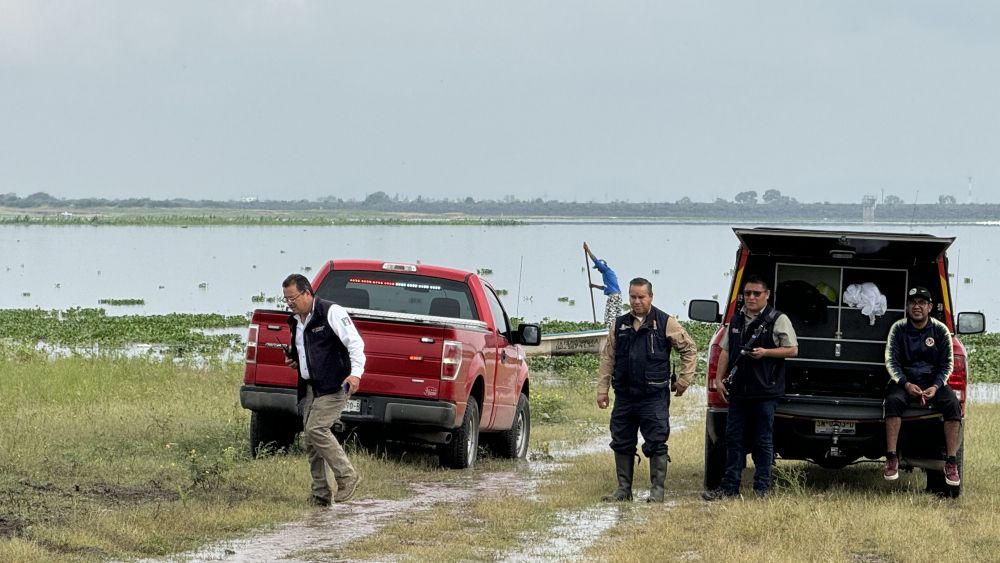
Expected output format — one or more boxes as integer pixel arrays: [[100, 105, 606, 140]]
[[814, 420, 855, 435], [343, 399, 361, 413]]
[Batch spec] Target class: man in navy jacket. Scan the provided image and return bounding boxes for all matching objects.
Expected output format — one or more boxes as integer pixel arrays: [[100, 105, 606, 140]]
[[882, 286, 961, 487]]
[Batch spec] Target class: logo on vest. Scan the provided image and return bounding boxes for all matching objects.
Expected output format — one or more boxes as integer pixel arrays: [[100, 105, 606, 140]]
[[311, 326, 326, 333], [924, 337, 935, 347]]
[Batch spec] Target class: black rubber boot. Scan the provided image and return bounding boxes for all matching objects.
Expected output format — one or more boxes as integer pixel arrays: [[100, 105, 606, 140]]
[[646, 454, 668, 502], [601, 452, 634, 502]]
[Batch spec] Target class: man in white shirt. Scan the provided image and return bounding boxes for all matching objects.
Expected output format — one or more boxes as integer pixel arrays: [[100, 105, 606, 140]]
[[282, 274, 366, 506]]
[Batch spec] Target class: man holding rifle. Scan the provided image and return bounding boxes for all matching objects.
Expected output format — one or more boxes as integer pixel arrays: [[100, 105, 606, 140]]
[[703, 274, 798, 500]]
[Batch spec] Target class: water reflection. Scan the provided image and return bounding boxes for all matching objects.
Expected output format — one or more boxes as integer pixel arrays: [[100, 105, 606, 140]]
[[968, 383, 1000, 404]]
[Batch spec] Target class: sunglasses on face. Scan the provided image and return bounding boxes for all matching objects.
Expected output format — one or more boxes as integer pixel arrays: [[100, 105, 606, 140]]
[[743, 290, 765, 297], [282, 291, 305, 304]]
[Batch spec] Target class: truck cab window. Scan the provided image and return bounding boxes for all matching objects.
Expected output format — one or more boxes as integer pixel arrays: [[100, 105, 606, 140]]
[[317, 271, 478, 320]]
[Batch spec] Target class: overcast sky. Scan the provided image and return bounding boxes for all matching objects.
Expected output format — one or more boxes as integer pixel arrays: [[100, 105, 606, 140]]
[[2, 1, 998, 203]]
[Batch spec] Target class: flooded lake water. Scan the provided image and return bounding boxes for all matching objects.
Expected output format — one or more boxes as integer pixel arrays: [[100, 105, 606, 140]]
[[1, 223, 997, 325]]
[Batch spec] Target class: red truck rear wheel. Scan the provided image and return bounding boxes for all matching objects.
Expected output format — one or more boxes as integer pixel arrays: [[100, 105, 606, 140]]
[[438, 399, 480, 469], [249, 411, 298, 458]]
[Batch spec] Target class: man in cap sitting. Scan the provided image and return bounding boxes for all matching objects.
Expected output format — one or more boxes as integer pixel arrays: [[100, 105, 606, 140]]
[[883, 286, 962, 487]]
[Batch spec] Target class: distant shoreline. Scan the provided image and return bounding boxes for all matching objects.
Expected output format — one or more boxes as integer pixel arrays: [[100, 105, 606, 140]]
[[2, 207, 999, 227]]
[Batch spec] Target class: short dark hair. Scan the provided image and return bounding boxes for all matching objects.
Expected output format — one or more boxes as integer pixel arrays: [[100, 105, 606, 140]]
[[282, 274, 313, 294], [629, 277, 653, 294], [742, 274, 770, 291]]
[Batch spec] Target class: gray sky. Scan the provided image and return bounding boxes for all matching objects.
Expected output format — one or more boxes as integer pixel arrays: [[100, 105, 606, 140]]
[[2, 1, 999, 203]]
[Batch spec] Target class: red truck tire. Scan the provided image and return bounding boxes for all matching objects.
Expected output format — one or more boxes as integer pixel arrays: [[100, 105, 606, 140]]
[[438, 399, 480, 469], [487, 393, 530, 459], [925, 431, 964, 498], [249, 411, 298, 458]]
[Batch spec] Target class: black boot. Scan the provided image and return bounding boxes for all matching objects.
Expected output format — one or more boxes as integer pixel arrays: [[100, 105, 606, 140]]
[[646, 454, 669, 502], [601, 452, 634, 502]]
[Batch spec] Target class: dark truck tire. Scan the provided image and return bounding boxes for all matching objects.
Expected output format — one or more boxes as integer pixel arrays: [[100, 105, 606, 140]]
[[439, 399, 480, 469], [487, 393, 530, 459], [249, 411, 298, 458], [925, 438, 964, 498], [704, 424, 727, 490]]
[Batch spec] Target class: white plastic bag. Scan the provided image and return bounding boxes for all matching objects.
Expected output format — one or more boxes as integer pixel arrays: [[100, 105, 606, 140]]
[[842, 282, 887, 325]]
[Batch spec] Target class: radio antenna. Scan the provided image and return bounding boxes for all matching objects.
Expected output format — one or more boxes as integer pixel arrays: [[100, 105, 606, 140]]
[[515, 255, 524, 318]]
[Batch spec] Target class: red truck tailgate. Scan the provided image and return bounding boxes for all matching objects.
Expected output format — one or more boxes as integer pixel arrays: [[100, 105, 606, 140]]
[[245, 310, 297, 387], [355, 319, 446, 399], [245, 310, 446, 400]]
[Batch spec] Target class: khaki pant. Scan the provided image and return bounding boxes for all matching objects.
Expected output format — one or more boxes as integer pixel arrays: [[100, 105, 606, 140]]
[[302, 386, 357, 501]]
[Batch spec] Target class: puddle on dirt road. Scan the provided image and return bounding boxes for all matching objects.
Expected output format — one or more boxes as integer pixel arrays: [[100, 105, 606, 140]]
[[497, 505, 622, 563]]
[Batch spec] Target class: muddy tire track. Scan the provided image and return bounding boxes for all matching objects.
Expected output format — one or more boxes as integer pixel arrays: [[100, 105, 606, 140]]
[[147, 389, 705, 562]]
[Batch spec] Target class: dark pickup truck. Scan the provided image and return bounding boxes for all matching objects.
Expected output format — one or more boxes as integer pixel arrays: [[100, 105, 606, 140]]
[[690, 228, 985, 497], [240, 260, 541, 468]]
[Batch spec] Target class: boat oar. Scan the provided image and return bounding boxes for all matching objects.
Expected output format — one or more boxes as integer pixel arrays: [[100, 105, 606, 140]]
[[584, 243, 597, 323]]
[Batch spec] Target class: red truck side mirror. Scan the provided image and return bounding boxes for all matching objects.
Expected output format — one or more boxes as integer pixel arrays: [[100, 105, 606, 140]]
[[513, 323, 542, 346]]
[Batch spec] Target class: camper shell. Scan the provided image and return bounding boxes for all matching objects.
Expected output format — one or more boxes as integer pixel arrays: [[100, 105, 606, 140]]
[[689, 227, 985, 497]]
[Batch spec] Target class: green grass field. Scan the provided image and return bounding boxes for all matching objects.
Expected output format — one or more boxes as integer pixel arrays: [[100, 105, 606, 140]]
[[2, 335, 999, 561]]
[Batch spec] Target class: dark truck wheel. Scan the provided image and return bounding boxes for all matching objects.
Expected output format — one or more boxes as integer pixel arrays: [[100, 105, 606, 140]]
[[925, 439, 964, 498], [704, 424, 727, 490], [487, 393, 530, 459], [439, 399, 480, 469], [249, 411, 298, 458]]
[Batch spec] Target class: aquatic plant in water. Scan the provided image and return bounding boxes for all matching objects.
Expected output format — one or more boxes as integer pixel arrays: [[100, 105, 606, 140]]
[[0, 308, 248, 356], [98, 298, 146, 306]]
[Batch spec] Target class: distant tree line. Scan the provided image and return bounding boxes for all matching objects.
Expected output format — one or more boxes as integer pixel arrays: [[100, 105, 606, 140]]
[[1, 190, 995, 222]]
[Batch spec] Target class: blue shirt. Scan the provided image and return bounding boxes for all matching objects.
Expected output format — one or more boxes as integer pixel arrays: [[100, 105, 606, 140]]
[[591, 258, 621, 295]]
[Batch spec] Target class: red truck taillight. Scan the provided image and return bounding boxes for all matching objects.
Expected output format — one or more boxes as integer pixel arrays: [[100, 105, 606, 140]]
[[705, 342, 728, 409], [245, 324, 259, 364], [441, 340, 463, 380], [949, 353, 968, 403]]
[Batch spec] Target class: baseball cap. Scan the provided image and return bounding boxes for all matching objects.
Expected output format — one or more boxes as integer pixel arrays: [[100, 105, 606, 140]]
[[906, 286, 932, 302]]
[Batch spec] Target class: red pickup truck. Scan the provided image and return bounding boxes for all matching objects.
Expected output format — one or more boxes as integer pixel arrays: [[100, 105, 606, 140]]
[[240, 260, 542, 468]]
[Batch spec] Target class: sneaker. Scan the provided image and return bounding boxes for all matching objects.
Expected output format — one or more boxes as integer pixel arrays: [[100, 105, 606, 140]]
[[334, 474, 362, 503], [701, 489, 739, 502], [883, 457, 899, 481], [944, 462, 961, 487]]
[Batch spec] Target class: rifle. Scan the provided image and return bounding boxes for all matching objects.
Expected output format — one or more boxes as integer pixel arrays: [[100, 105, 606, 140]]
[[722, 312, 777, 387]]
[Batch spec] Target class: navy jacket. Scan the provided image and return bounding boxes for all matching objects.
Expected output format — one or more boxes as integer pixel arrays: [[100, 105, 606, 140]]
[[612, 307, 672, 396], [727, 304, 787, 400], [885, 317, 953, 389]]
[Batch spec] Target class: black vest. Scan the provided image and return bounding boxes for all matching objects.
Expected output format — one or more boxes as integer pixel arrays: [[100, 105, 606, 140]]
[[612, 306, 672, 396], [288, 298, 353, 402], [727, 304, 785, 399]]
